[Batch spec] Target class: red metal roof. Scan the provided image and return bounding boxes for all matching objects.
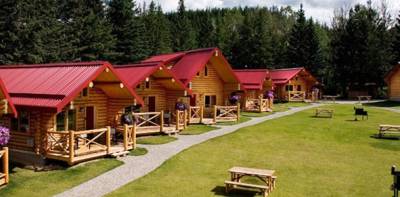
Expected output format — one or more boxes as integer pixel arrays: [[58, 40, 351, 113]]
[[0, 78, 17, 116], [114, 62, 191, 94], [0, 61, 143, 112], [141, 52, 185, 64], [269, 67, 304, 85], [144, 48, 240, 86], [234, 69, 269, 90]]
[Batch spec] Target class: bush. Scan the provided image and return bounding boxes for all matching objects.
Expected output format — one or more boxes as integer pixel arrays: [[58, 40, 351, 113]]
[[0, 126, 10, 146]]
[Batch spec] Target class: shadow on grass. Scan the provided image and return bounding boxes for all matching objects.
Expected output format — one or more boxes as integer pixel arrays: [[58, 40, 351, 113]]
[[310, 115, 333, 119], [211, 186, 258, 197], [364, 101, 400, 108], [370, 140, 400, 151]]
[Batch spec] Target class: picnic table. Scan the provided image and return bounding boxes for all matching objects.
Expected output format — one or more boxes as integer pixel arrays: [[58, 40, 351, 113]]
[[378, 124, 400, 137], [225, 166, 276, 197], [322, 95, 340, 103], [315, 108, 334, 118]]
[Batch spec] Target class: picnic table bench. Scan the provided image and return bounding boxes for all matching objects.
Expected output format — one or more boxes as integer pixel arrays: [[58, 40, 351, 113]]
[[225, 167, 276, 197], [322, 95, 340, 103], [315, 108, 334, 118], [378, 125, 400, 137]]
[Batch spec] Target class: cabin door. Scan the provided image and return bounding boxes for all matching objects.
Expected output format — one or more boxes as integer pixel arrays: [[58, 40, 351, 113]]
[[190, 94, 197, 106], [85, 106, 95, 130], [148, 96, 156, 112]]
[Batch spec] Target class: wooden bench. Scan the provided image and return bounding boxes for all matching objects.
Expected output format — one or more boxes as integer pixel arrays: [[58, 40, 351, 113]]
[[225, 180, 269, 197], [379, 125, 400, 137], [315, 108, 333, 118]]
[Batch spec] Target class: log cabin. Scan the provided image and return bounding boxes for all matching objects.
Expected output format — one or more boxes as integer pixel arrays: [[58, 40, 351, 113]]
[[385, 64, 400, 101], [143, 48, 241, 120], [269, 67, 319, 102], [113, 61, 191, 134], [0, 78, 17, 117], [0, 61, 143, 165], [234, 69, 273, 112]]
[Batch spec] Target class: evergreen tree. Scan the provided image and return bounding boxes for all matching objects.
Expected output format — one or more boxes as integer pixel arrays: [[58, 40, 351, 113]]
[[143, 1, 171, 56], [393, 12, 400, 63], [0, 0, 20, 64], [197, 11, 215, 48], [61, 0, 115, 61], [107, 0, 149, 63], [172, 0, 196, 51]]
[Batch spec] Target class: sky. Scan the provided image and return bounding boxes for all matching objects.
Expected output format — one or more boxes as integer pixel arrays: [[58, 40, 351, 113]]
[[138, 0, 400, 25]]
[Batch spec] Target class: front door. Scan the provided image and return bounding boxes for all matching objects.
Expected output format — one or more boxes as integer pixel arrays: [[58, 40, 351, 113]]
[[86, 106, 95, 130], [190, 94, 197, 106], [148, 96, 156, 112]]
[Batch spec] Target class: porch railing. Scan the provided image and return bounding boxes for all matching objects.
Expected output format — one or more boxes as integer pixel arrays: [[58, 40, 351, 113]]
[[0, 147, 9, 186], [133, 111, 164, 132], [188, 106, 204, 124], [175, 110, 187, 130], [213, 103, 240, 123], [123, 124, 136, 151], [245, 98, 272, 112], [46, 127, 111, 165], [288, 91, 306, 102]]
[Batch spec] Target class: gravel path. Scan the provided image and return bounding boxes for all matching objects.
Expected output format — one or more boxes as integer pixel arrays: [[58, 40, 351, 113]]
[[55, 104, 321, 197]]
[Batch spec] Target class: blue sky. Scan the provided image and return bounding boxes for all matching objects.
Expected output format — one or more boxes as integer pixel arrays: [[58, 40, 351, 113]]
[[138, 0, 400, 25]]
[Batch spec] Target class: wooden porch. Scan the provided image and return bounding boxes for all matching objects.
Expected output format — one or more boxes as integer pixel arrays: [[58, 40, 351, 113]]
[[131, 111, 187, 136], [45, 126, 136, 165], [244, 98, 273, 112], [0, 147, 9, 186]]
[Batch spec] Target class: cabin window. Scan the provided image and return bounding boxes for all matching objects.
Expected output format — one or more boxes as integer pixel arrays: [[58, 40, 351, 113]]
[[136, 84, 141, 89], [196, 72, 200, 76], [145, 81, 150, 89], [204, 95, 216, 108], [285, 85, 293, 91], [297, 85, 301, 91], [11, 111, 30, 132], [81, 88, 89, 97], [56, 109, 76, 131], [204, 66, 208, 76]]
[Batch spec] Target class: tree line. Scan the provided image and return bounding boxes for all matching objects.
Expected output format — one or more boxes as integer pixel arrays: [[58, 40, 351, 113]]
[[0, 0, 399, 97]]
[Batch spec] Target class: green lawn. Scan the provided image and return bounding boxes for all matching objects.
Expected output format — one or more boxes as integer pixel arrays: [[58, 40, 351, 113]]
[[241, 102, 310, 117], [364, 100, 400, 109], [180, 125, 219, 135], [129, 147, 148, 156], [0, 159, 122, 197], [108, 105, 400, 197], [216, 115, 251, 125], [136, 136, 177, 145]]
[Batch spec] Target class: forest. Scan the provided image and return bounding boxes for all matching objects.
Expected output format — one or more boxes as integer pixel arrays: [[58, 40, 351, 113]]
[[0, 0, 399, 96]]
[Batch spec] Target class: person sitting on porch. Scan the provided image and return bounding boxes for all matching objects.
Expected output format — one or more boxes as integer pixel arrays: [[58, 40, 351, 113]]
[[175, 99, 187, 111], [121, 112, 134, 125], [229, 92, 240, 105]]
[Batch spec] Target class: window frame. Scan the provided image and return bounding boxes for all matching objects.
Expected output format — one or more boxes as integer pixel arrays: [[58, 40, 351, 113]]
[[10, 110, 30, 132]]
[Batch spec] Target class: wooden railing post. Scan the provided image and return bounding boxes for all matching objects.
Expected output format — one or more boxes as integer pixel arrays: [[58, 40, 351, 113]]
[[106, 126, 111, 154], [3, 147, 8, 184], [188, 107, 192, 124], [123, 124, 128, 151], [213, 105, 217, 123], [237, 103, 241, 122], [133, 123, 137, 149], [160, 110, 164, 132], [259, 97, 263, 113], [69, 130, 74, 165], [200, 106, 204, 124], [176, 110, 180, 131], [184, 110, 188, 129]]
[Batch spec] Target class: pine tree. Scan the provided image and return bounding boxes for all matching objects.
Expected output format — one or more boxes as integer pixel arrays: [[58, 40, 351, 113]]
[[107, 0, 149, 63], [197, 11, 215, 48], [143, 1, 171, 56], [172, 0, 196, 51], [0, 0, 20, 64], [393, 12, 400, 63], [62, 0, 115, 61]]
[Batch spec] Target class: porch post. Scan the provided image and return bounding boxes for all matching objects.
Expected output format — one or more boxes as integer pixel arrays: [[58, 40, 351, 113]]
[[175, 110, 179, 131], [3, 147, 8, 183], [237, 103, 241, 122], [213, 105, 217, 123], [200, 106, 204, 124], [188, 107, 191, 124], [133, 123, 137, 149], [106, 126, 111, 154], [259, 97, 263, 113], [160, 110, 164, 132], [184, 110, 188, 129], [123, 124, 128, 151], [69, 130, 74, 165]]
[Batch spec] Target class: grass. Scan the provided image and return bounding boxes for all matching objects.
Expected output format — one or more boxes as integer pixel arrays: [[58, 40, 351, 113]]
[[108, 105, 400, 197], [0, 159, 123, 197], [216, 115, 251, 125], [241, 111, 273, 117], [180, 125, 219, 135], [241, 102, 310, 117], [129, 147, 148, 156], [136, 136, 177, 145]]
